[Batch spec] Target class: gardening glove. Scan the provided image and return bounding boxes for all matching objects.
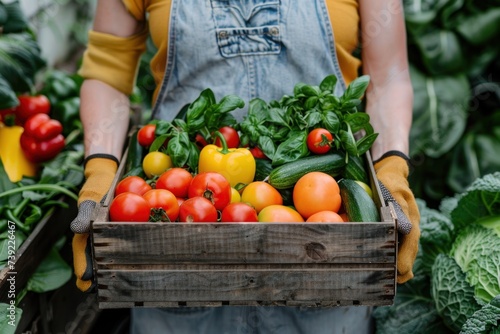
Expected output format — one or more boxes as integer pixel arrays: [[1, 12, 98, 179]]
[[70, 154, 118, 292], [373, 151, 420, 284]]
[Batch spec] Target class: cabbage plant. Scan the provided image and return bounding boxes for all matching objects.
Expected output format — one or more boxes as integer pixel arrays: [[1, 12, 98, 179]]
[[374, 172, 500, 333]]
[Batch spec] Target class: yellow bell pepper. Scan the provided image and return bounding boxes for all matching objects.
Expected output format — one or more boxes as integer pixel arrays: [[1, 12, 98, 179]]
[[0, 121, 38, 182], [198, 132, 256, 187]]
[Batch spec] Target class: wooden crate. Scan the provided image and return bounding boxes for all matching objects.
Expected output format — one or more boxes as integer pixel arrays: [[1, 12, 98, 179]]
[[91, 150, 397, 309]]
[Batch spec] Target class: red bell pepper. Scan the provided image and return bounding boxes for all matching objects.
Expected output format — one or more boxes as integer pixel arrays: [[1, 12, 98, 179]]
[[20, 113, 65, 163], [15, 94, 51, 124]]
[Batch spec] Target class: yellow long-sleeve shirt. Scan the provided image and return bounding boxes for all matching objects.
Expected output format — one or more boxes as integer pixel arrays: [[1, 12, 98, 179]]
[[79, 0, 361, 103]]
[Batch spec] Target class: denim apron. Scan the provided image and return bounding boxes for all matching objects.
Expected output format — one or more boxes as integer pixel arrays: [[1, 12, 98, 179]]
[[132, 0, 373, 333]]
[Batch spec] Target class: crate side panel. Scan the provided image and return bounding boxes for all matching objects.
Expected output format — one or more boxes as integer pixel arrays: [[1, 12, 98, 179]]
[[96, 266, 395, 305], [93, 223, 396, 265]]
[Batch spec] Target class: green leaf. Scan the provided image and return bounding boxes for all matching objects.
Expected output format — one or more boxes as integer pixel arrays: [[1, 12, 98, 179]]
[[321, 111, 340, 134], [301, 85, 320, 97], [186, 142, 200, 173], [339, 127, 358, 156], [304, 96, 319, 110], [355, 133, 378, 156], [167, 132, 190, 167], [272, 130, 309, 166], [373, 274, 452, 334], [304, 111, 322, 128], [186, 89, 212, 125], [460, 295, 500, 334], [344, 112, 370, 133], [342, 75, 370, 101], [0, 229, 26, 263], [27, 248, 72, 293], [455, 8, 500, 45], [319, 74, 338, 93], [149, 134, 169, 152], [2, 1, 30, 33], [257, 136, 276, 160], [0, 302, 23, 334], [431, 254, 481, 332], [409, 65, 470, 158], [450, 172, 500, 230], [212, 94, 245, 114], [416, 29, 465, 75], [0, 33, 45, 93], [0, 75, 18, 109]]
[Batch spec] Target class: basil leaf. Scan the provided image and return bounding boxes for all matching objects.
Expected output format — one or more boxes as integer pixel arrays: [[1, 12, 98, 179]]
[[0, 75, 18, 109], [319, 74, 338, 93], [339, 128, 358, 156], [272, 130, 309, 166], [342, 75, 370, 101], [167, 132, 190, 167], [213, 94, 245, 114], [301, 85, 320, 97], [356, 133, 379, 156], [344, 112, 370, 133], [173, 118, 187, 132], [305, 111, 322, 128], [186, 90, 211, 124], [258, 136, 276, 160], [322, 111, 340, 134], [187, 142, 200, 173], [150, 134, 169, 152], [304, 96, 319, 110]]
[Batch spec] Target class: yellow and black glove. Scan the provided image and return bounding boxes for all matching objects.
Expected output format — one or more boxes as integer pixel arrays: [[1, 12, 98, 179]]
[[70, 154, 118, 292], [374, 151, 420, 284]]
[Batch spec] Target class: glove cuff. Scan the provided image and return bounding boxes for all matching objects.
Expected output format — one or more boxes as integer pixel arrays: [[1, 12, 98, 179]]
[[372, 150, 409, 165], [84, 153, 119, 167]]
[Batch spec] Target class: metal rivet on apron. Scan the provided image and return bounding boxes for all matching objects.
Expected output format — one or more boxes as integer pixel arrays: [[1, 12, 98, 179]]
[[219, 30, 228, 39], [270, 27, 279, 36]]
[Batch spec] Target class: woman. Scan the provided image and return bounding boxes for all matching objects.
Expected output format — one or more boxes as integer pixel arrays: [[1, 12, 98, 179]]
[[71, 1, 420, 333]]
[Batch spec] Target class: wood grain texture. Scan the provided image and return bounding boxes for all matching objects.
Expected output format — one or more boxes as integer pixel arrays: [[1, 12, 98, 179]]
[[96, 265, 395, 308], [92, 222, 395, 265]]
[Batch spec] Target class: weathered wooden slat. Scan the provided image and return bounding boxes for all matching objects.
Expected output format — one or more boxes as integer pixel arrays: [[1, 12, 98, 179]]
[[92, 222, 395, 265], [95, 266, 394, 306]]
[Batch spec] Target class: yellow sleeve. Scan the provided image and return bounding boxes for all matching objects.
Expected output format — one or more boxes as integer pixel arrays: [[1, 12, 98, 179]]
[[78, 27, 148, 95]]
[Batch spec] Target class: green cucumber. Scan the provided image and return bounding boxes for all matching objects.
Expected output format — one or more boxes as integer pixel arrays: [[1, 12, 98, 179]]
[[124, 129, 145, 177], [339, 178, 380, 222], [268, 153, 346, 189], [343, 155, 369, 184]]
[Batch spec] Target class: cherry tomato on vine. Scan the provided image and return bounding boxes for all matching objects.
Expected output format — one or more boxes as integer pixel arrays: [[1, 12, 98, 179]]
[[156, 168, 193, 198], [109, 192, 151, 222], [188, 172, 231, 210], [143, 189, 179, 222], [306, 128, 333, 154], [179, 197, 218, 223], [137, 124, 157, 147], [142, 151, 173, 178], [221, 202, 259, 222], [214, 126, 240, 148], [115, 175, 152, 196]]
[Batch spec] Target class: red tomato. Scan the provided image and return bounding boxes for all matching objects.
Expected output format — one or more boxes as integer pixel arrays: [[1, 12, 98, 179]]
[[137, 124, 156, 147], [306, 128, 333, 154], [249, 146, 267, 159], [214, 126, 240, 148], [221, 203, 259, 222], [188, 172, 231, 210], [195, 133, 208, 149], [293, 172, 341, 219], [15, 95, 51, 124], [109, 192, 151, 222], [179, 197, 218, 223], [143, 189, 179, 222], [258, 205, 304, 223], [156, 168, 193, 198], [115, 176, 152, 196]]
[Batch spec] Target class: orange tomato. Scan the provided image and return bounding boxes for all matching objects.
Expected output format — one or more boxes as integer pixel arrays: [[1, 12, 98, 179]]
[[293, 172, 341, 219], [241, 181, 283, 213], [258, 205, 304, 223], [306, 211, 344, 223]]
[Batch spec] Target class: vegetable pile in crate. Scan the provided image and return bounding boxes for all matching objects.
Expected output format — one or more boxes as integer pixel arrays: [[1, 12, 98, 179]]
[[91, 75, 397, 308]]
